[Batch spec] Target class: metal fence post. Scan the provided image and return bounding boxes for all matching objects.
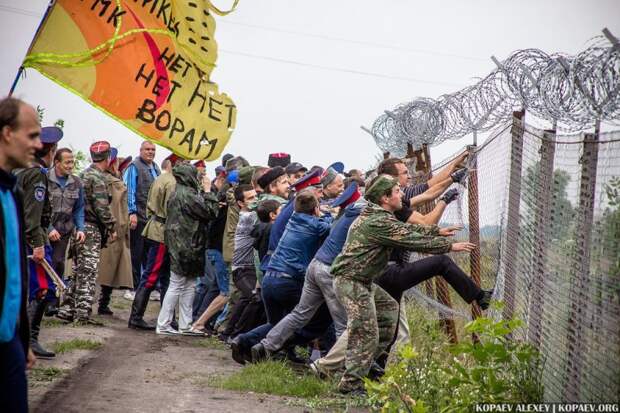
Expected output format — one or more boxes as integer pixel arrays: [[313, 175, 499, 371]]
[[564, 126, 599, 401], [468, 138, 482, 320], [527, 127, 556, 348], [502, 110, 526, 321]]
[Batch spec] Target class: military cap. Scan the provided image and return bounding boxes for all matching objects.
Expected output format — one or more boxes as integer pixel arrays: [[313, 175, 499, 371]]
[[328, 162, 345, 174], [215, 165, 225, 176], [267, 152, 291, 168], [225, 155, 249, 172], [40, 126, 63, 144], [365, 174, 398, 204], [90, 140, 111, 162], [285, 162, 307, 175], [320, 167, 339, 186], [331, 182, 361, 208], [165, 153, 184, 167], [291, 169, 321, 192], [257, 166, 286, 189], [238, 165, 255, 185], [119, 156, 133, 173], [109, 147, 118, 163], [193, 160, 206, 168]]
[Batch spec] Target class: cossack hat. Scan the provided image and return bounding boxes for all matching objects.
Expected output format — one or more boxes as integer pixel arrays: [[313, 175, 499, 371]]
[[320, 167, 339, 187], [193, 160, 206, 168], [90, 140, 111, 162], [267, 152, 291, 168]]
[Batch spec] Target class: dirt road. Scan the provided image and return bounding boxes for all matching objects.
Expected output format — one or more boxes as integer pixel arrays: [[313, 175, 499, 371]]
[[28, 293, 305, 413]]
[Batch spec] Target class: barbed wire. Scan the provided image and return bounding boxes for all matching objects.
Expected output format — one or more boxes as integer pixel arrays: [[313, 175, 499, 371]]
[[364, 29, 620, 156]]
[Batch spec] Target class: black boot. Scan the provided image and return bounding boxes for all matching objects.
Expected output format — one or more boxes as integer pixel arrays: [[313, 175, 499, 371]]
[[476, 289, 493, 311], [98, 285, 114, 315], [128, 288, 155, 330], [28, 300, 56, 359]]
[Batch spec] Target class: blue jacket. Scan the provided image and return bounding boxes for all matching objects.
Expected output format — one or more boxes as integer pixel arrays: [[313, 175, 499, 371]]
[[314, 201, 365, 266], [260, 197, 295, 271], [267, 211, 332, 278]]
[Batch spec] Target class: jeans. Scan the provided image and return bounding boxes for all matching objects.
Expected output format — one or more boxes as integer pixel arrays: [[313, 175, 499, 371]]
[[208, 249, 229, 296], [261, 259, 346, 352], [157, 271, 195, 331], [0, 332, 27, 413], [50, 232, 71, 277], [193, 249, 219, 319]]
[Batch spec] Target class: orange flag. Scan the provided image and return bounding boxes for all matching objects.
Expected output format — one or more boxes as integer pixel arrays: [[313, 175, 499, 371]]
[[24, 0, 238, 160]]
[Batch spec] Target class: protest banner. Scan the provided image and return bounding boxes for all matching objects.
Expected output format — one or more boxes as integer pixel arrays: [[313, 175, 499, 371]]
[[22, 0, 238, 160]]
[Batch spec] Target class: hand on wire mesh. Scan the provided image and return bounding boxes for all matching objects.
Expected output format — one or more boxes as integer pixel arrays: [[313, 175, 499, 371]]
[[440, 188, 460, 205], [450, 168, 468, 184], [438, 225, 463, 236], [450, 242, 476, 253]]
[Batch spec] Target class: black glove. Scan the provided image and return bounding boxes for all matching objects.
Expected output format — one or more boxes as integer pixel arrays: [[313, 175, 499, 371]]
[[440, 188, 459, 205], [451, 168, 468, 184]]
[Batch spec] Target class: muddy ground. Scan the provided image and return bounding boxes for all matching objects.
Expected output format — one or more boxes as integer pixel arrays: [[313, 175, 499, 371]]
[[27, 291, 307, 413]]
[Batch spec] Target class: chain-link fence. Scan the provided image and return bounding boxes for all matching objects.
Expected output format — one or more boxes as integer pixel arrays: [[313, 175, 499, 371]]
[[403, 117, 619, 402]]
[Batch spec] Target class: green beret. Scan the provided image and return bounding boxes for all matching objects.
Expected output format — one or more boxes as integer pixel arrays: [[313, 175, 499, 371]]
[[365, 174, 398, 204], [238, 166, 255, 185]]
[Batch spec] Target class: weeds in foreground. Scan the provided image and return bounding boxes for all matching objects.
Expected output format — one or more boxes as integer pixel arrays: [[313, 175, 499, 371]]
[[53, 338, 103, 354], [213, 360, 334, 398], [366, 302, 544, 413], [29, 367, 66, 382], [194, 336, 228, 351]]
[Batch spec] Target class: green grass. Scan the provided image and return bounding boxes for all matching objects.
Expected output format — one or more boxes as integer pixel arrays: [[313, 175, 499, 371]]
[[42, 317, 66, 328], [52, 338, 103, 354], [194, 336, 228, 351], [29, 366, 66, 382], [111, 300, 131, 310], [214, 360, 336, 399]]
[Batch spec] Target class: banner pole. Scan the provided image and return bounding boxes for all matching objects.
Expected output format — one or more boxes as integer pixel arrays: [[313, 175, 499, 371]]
[[8, 1, 55, 96]]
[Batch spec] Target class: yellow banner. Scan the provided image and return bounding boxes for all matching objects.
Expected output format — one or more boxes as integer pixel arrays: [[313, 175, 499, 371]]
[[24, 0, 238, 160]]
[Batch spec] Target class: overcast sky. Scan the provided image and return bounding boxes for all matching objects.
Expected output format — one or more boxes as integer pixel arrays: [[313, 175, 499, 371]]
[[1, 0, 618, 174]]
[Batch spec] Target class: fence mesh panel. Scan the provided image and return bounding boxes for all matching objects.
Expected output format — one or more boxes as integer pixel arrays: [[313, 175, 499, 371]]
[[403, 121, 620, 402]]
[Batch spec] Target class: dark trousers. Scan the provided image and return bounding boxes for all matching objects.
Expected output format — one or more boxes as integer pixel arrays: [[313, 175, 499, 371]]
[[137, 239, 170, 299], [238, 273, 333, 348], [223, 267, 257, 336], [50, 232, 71, 277], [0, 333, 27, 413], [130, 220, 147, 289], [376, 254, 481, 304]]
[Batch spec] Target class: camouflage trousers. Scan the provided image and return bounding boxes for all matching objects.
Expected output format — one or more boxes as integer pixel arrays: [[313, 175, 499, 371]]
[[58, 223, 101, 321], [333, 277, 399, 392]]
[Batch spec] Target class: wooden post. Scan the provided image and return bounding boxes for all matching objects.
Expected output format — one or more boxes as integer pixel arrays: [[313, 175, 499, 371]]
[[502, 110, 526, 321], [527, 126, 556, 348], [564, 124, 599, 401], [468, 139, 482, 320], [421, 144, 458, 343]]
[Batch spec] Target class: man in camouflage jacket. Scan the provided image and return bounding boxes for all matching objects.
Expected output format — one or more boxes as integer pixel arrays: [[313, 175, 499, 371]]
[[157, 163, 219, 334], [58, 141, 116, 324], [331, 174, 475, 394]]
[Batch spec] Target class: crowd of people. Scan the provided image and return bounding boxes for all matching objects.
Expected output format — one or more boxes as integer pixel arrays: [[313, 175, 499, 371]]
[[1, 96, 493, 410]]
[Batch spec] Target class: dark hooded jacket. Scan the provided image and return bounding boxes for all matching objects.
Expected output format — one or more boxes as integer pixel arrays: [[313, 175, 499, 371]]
[[165, 164, 219, 277]]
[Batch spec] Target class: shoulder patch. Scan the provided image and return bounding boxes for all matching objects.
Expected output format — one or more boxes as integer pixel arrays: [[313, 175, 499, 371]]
[[34, 184, 46, 202]]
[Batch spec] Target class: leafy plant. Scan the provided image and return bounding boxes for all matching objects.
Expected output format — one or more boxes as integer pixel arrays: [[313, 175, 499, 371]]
[[366, 304, 544, 413]]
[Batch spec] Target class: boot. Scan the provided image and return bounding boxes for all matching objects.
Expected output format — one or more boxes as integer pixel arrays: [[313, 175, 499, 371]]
[[28, 300, 56, 359], [476, 289, 493, 311], [128, 288, 155, 330], [98, 285, 114, 315]]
